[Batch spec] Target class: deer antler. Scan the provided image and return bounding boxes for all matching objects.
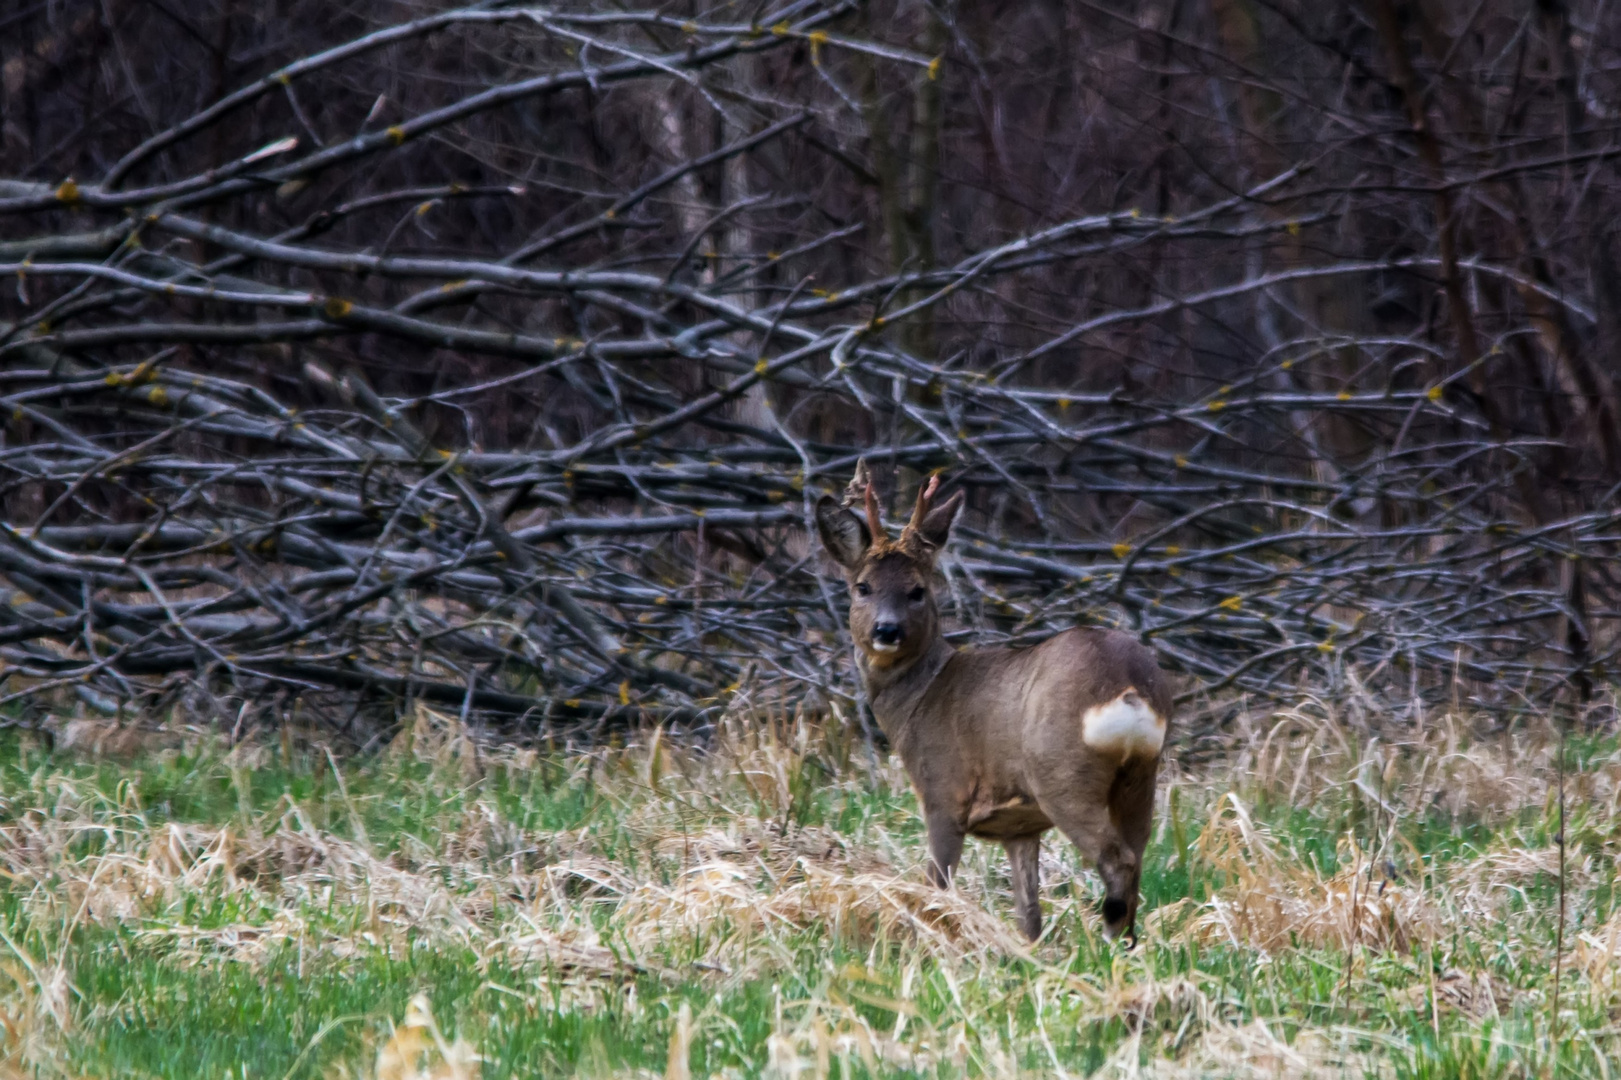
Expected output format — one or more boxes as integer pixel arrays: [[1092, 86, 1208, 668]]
[[907, 473, 940, 532], [863, 481, 884, 540], [841, 457, 871, 508]]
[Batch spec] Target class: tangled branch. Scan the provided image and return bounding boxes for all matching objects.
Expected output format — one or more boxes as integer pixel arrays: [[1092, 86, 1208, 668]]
[[2, 0, 1617, 735]]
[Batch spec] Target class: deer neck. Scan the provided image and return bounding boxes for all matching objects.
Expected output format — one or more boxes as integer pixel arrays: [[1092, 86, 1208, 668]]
[[856, 636, 955, 748]]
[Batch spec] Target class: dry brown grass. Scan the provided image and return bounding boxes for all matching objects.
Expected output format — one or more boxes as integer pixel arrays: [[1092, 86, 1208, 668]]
[[1179, 793, 1440, 954], [0, 931, 72, 1080], [3, 689, 1619, 1077], [326, 994, 482, 1080], [618, 857, 1028, 961]]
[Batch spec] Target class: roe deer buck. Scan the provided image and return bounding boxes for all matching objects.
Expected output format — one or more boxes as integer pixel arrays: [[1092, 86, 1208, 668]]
[[815, 467, 1172, 942]]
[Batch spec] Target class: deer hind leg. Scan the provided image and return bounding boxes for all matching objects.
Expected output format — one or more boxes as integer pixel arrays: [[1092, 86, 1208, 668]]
[[1005, 835, 1042, 941], [1109, 761, 1159, 942], [1035, 786, 1140, 941], [924, 811, 965, 888]]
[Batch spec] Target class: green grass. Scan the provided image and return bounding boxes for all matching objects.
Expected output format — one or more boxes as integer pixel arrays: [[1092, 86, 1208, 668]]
[[2, 704, 1619, 1078]]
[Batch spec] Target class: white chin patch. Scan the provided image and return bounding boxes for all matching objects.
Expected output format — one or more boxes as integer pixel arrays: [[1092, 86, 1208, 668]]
[[1081, 689, 1166, 760], [870, 641, 899, 654]]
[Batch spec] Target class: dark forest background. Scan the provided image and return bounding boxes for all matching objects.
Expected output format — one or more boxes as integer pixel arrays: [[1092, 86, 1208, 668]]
[[2, 0, 1618, 739]]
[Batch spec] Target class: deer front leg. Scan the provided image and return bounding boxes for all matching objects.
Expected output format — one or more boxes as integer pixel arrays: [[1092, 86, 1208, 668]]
[[1005, 835, 1042, 941], [924, 811, 965, 888]]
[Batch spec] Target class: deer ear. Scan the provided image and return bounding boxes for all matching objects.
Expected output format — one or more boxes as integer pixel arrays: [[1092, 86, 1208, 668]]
[[815, 495, 871, 568], [915, 488, 963, 552]]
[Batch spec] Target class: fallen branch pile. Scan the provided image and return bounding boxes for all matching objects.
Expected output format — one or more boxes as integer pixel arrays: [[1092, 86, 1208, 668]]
[[2, 1, 1617, 735]]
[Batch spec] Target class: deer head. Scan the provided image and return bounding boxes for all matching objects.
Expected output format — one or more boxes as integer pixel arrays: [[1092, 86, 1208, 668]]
[[815, 468, 965, 668]]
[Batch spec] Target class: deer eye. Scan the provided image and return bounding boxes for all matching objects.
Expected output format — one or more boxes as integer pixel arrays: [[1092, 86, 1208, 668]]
[[854, 581, 871, 597], [908, 586, 926, 602]]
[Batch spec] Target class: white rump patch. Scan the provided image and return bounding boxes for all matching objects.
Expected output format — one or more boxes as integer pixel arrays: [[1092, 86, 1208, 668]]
[[1081, 689, 1166, 760]]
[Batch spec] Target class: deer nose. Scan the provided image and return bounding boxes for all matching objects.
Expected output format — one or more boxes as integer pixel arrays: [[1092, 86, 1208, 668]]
[[872, 622, 904, 646]]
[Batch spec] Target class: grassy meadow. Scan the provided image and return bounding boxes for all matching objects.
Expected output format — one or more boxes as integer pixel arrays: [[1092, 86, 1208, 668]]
[[1, 695, 1618, 1078]]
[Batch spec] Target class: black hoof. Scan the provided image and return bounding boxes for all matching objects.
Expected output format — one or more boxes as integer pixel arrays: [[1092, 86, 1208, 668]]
[[1101, 897, 1128, 924]]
